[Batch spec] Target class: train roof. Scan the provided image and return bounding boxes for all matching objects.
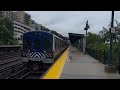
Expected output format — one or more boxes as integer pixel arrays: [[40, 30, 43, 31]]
[[23, 30, 52, 35], [24, 30, 68, 42]]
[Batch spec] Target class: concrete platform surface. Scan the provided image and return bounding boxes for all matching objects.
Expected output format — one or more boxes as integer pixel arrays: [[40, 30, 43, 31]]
[[60, 46, 120, 79]]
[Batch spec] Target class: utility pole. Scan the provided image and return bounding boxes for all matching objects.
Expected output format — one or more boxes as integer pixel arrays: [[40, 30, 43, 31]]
[[105, 11, 117, 73], [109, 11, 114, 65]]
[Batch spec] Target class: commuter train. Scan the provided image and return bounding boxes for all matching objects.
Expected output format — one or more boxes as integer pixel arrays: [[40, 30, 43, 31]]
[[21, 31, 69, 64]]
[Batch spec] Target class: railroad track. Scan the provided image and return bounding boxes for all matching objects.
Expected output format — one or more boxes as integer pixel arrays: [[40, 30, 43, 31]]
[[21, 64, 51, 79], [0, 48, 68, 79], [0, 61, 51, 79], [15, 49, 67, 79], [0, 60, 48, 79], [0, 53, 21, 69], [0, 62, 27, 79], [6, 66, 31, 79], [0, 58, 21, 66], [0, 53, 21, 60], [18, 71, 44, 79]]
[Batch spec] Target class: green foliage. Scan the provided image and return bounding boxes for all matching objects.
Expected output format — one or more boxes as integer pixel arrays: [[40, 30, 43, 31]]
[[87, 32, 100, 44], [87, 32, 102, 49], [0, 17, 17, 45], [86, 20, 120, 66]]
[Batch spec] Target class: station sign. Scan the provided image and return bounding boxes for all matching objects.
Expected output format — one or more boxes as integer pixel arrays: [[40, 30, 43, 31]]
[[110, 27, 116, 33]]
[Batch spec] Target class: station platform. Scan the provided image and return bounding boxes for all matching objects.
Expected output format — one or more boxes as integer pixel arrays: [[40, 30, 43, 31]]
[[43, 46, 120, 79]]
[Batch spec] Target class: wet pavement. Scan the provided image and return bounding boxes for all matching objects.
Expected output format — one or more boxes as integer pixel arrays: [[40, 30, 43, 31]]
[[60, 46, 120, 79]]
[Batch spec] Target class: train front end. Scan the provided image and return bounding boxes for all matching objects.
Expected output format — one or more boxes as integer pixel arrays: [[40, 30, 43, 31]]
[[21, 31, 54, 64]]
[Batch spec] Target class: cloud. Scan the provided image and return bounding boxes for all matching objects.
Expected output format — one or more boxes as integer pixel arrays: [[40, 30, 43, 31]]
[[44, 16, 68, 26], [25, 11, 119, 36]]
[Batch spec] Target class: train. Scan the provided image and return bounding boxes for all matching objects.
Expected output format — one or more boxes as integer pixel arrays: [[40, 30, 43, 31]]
[[21, 30, 69, 65]]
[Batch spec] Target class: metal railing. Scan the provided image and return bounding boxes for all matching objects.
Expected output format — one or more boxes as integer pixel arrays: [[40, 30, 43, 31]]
[[86, 48, 119, 71]]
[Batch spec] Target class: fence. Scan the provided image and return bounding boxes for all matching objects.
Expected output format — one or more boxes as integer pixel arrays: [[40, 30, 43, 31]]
[[0, 45, 21, 60], [86, 48, 120, 71]]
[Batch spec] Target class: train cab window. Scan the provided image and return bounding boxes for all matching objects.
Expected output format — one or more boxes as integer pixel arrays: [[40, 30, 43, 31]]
[[34, 39, 40, 49], [44, 38, 52, 51], [23, 38, 32, 50]]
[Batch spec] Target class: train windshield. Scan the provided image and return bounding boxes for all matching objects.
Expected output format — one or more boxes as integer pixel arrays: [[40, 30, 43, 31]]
[[34, 39, 40, 49], [23, 37, 32, 50], [34, 37, 53, 51], [43, 38, 52, 51], [23, 32, 53, 51]]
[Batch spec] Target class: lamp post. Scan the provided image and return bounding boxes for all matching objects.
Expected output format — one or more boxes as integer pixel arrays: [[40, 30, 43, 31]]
[[84, 20, 90, 35], [84, 20, 90, 54]]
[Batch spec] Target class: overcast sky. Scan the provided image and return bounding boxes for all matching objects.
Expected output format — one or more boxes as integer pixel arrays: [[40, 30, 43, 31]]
[[25, 11, 120, 36]]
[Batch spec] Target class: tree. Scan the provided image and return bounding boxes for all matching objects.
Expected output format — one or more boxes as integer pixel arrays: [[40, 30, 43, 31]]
[[115, 20, 120, 42], [99, 25, 117, 43], [87, 32, 101, 48], [99, 27, 109, 43], [0, 17, 17, 45]]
